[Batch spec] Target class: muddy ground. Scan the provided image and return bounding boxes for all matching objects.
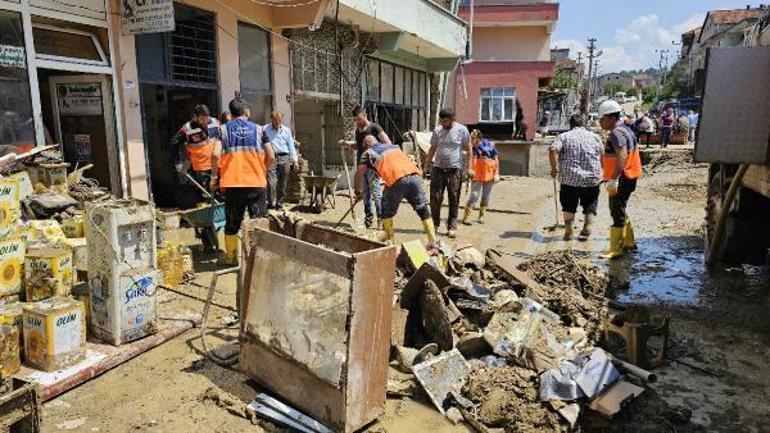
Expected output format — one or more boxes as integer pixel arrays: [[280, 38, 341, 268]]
[[40, 149, 769, 433]]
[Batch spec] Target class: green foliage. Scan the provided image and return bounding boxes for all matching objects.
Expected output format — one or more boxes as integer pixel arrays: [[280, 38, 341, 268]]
[[550, 68, 577, 90], [642, 85, 658, 104], [657, 67, 690, 101]]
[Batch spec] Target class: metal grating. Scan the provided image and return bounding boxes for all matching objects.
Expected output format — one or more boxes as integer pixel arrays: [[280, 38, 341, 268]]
[[695, 46, 770, 164], [170, 13, 216, 85]]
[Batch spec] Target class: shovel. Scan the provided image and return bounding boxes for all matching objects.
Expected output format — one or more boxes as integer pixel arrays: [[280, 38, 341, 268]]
[[184, 172, 221, 205], [543, 177, 563, 232]]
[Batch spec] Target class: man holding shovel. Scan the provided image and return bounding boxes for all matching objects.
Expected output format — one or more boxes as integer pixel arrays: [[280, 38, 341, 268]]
[[354, 135, 436, 245], [548, 114, 603, 241]]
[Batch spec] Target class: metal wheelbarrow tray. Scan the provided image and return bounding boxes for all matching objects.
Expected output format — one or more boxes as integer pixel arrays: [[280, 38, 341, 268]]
[[178, 203, 226, 231], [239, 217, 398, 433]]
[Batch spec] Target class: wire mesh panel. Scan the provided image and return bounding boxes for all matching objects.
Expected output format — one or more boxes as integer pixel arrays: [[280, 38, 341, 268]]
[[169, 6, 217, 86]]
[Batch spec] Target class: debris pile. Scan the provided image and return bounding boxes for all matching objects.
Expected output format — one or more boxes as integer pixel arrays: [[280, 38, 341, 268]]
[[389, 244, 686, 431]]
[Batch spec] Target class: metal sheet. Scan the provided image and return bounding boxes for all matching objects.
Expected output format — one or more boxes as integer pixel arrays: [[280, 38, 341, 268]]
[[412, 349, 471, 414], [696, 47, 770, 164]]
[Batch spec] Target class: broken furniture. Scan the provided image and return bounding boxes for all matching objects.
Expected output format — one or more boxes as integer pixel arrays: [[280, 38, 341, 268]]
[[239, 218, 398, 433], [603, 307, 670, 369], [0, 378, 41, 433]]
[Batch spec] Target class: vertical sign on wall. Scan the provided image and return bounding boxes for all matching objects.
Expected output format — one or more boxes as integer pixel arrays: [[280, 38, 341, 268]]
[[122, 0, 176, 35]]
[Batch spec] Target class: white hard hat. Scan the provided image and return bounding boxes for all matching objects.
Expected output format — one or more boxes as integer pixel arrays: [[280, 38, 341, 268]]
[[598, 100, 622, 117]]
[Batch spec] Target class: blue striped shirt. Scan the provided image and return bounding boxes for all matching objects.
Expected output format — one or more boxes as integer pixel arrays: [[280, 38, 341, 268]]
[[263, 124, 298, 163]]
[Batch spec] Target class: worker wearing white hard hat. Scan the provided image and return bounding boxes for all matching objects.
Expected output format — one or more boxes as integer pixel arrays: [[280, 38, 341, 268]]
[[598, 100, 642, 259]]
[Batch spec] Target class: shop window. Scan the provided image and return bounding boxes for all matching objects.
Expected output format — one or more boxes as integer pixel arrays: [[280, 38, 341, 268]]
[[238, 22, 272, 122], [380, 63, 393, 104], [366, 60, 379, 101], [0, 10, 36, 155], [32, 25, 107, 66], [480, 87, 516, 122]]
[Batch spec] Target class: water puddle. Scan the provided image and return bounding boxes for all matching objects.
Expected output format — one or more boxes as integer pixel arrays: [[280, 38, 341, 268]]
[[604, 235, 770, 332], [606, 236, 769, 306]]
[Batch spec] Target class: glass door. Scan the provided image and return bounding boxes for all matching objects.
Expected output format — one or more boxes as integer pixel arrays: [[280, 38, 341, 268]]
[[49, 74, 117, 193]]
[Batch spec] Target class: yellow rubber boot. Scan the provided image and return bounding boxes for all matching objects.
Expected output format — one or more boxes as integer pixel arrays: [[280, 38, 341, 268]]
[[601, 227, 625, 260], [224, 234, 239, 266], [380, 218, 395, 243], [421, 219, 437, 244], [462, 206, 472, 225], [478, 206, 487, 224], [624, 219, 638, 251]]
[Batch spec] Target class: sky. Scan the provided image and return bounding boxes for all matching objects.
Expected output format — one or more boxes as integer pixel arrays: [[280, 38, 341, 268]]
[[552, 1, 763, 74]]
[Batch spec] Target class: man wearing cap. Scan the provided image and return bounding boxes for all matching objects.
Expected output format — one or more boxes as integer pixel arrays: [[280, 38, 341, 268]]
[[598, 100, 642, 259], [426, 107, 473, 239]]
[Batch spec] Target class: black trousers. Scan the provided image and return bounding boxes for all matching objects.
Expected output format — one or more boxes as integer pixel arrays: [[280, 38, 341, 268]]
[[430, 167, 462, 230], [224, 187, 268, 235], [268, 154, 293, 208], [609, 177, 637, 227], [560, 184, 600, 215]]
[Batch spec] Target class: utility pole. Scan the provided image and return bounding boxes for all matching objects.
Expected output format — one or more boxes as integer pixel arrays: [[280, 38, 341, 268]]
[[576, 52, 583, 93], [586, 38, 597, 106], [593, 60, 600, 101], [655, 48, 669, 101]]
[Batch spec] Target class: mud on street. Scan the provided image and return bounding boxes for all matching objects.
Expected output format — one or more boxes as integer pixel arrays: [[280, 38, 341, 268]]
[[35, 150, 769, 433]]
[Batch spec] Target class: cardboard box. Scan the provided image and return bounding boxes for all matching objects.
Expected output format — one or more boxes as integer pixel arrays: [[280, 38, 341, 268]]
[[24, 248, 73, 302], [22, 298, 86, 371]]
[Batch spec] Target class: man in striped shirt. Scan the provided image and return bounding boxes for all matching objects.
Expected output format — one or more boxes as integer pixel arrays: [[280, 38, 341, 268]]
[[549, 114, 603, 241]]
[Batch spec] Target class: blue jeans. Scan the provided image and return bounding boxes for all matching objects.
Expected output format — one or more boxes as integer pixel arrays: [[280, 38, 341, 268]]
[[363, 168, 382, 221]]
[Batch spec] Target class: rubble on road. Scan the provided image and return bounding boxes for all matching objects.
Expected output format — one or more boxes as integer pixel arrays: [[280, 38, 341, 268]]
[[388, 245, 694, 432]]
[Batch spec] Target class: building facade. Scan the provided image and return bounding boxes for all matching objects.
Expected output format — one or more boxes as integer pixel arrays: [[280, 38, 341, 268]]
[[0, 0, 465, 206], [447, 0, 558, 141]]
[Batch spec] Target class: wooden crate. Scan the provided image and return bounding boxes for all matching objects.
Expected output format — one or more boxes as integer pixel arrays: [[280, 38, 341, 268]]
[[0, 378, 41, 433]]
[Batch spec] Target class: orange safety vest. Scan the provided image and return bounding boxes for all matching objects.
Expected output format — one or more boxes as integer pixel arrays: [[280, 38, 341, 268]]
[[472, 139, 499, 182], [602, 125, 642, 181], [368, 143, 421, 187], [219, 119, 268, 188], [179, 119, 219, 171]]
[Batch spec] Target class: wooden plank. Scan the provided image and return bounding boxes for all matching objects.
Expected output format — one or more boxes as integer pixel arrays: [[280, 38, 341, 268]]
[[15, 313, 201, 402], [251, 229, 353, 277], [299, 224, 385, 254], [485, 250, 546, 299], [345, 247, 398, 432]]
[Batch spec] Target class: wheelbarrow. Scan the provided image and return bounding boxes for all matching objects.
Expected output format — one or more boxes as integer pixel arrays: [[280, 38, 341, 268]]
[[179, 173, 226, 251], [179, 202, 225, 251]]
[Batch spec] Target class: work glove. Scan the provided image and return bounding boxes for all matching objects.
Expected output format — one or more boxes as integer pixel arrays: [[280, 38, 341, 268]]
[[606, 179, 619, 197], [494, 174, 500, 183], [465, 169, 475, 182], [210, 176, 220, 192], [175, 163, 186, 174]]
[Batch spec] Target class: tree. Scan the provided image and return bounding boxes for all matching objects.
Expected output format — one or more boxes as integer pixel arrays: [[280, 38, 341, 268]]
[[549, 68, 577, 91]]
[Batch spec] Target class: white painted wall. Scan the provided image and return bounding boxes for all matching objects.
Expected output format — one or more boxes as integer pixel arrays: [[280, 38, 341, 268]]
[[472, 26, 550, 62], [340, 0, 467, 57]]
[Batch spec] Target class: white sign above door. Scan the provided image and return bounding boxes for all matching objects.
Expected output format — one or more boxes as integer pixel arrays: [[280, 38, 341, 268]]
[[122, 0, 175, 36]]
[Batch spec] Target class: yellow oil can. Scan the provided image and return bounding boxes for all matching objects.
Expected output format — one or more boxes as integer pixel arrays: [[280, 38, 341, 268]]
[[0, 322, 21, 377], [61, 214, 84, 238], [23, 298, 86, 371], [0, 237, 25, 300], [24, 248, 73, 302], [0, 178, 20, 240]]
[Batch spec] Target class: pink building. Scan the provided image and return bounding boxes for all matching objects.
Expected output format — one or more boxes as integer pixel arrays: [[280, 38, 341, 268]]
[[449, 0, 558, 141]]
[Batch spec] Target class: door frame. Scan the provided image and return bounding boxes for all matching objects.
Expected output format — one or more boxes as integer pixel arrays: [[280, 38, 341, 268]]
[[49, 74, 120, 195]]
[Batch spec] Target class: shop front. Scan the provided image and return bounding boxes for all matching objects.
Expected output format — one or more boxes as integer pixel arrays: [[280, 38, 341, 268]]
[[0, 1, 126, 195]]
